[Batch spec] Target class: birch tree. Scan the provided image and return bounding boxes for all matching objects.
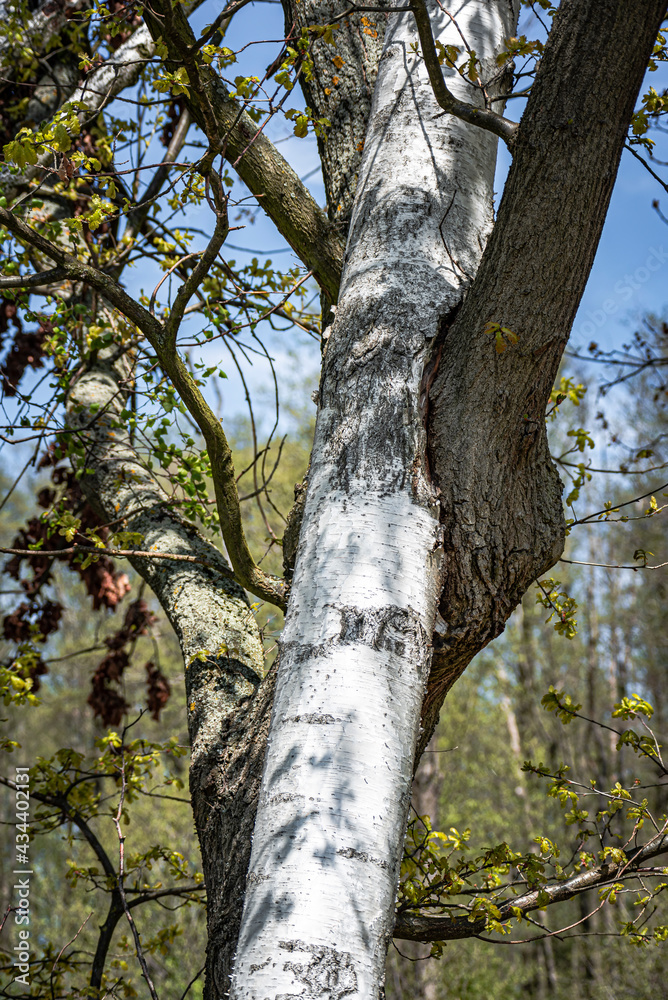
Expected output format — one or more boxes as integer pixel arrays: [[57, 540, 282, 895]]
[[0, 0, 667, 998]]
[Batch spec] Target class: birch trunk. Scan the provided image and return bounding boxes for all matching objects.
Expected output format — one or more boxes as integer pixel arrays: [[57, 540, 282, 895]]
[[230, 4, 517, 997]]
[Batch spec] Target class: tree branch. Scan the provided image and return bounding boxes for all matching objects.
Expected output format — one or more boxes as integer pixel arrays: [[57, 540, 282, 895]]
[[394, 833, 668, 942], [126, 884, 205, 908], [0, 776, 125, 988], [0, 204, 286, 606], [0, 207, 162, 341], [0, 267, 68, 289], [560, 557, 668, 571], [156, 347, 287, 607], [112, 749, 160, 1000], [142, 0, 344, 301], [571, 482, 668, 525], [0, 544, 228, 569], [121, 108, 193, 253], [410, 0, 518, 150], [163, 179, 229, 345], [0, 775, 117, 880]]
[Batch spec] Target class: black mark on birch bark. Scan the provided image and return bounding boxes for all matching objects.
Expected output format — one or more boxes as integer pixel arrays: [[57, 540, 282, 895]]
[[278, 941, 358, 1000], [280, 604, 429, 669], [337, 846, 391, 870]]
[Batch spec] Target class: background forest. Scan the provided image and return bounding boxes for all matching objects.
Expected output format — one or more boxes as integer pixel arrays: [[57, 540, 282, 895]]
[[1, 317, 667, 999]]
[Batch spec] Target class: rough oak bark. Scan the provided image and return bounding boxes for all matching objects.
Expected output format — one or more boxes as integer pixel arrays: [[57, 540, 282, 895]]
[[422, 0, 668, 745]]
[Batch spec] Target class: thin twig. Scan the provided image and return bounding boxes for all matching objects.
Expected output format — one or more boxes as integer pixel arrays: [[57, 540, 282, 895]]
[[179, 964, 206, 1000], [0, 544, 227, 571], [50, 914, 93, 1000], [560, 557, 668, 571], [113, 740, 160, 1000], [571, 482, 668, 524], [625, 142, 668, 195]]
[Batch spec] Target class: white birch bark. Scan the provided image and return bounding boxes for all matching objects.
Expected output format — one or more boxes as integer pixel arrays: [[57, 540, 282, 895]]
[[68, 25, 155, 111], [230, 3, 518, 997], [0, 0, 84, 63]]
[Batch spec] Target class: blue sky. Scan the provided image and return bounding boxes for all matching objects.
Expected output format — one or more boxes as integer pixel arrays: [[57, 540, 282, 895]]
[[212, 0, 668, 384], [571, 152, 668, 353], [4, 2, 668, 456]]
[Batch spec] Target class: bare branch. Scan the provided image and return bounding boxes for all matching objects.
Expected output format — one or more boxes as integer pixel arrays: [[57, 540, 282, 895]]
[[164, 179, 230, 344], [121, 108, 193, 252], [50, 914, 93, 1000], [625, 142, 668, 196], [0, 544, 228, 570], [560, 557, 668, 571], [409, 0, 518, 150], [112, 746, 160, 1000], [0, 775, 117, 880], [142, 0, 344, 300], [0, 267, 68, 289]]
